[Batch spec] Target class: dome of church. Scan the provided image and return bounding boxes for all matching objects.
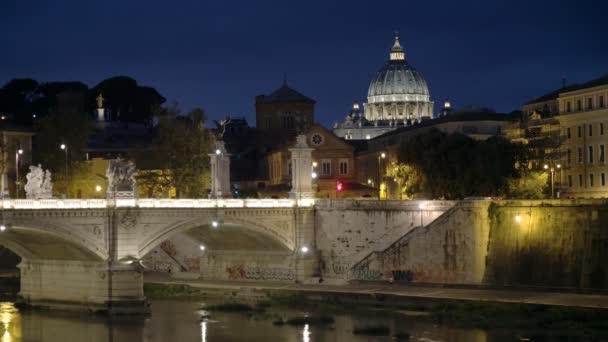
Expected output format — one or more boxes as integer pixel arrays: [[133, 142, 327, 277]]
[[363, 34, 434, 122], [367, 35, 429, 100]]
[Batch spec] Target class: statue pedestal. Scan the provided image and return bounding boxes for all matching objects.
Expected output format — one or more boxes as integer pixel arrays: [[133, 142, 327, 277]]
[[289, 135, 314, 199]]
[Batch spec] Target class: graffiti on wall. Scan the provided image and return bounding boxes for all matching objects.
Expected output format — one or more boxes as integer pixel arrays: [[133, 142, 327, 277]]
[[390, 270, 414, 282], [183, 256, 200, 272], [226, 265, 295, 281], [351, 268, 383, 281]]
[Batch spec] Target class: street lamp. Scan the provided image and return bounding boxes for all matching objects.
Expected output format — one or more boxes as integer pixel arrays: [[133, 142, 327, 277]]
[[60, 143, 68, 197], [15, 148, 23, 198], [556, 164, 562, 196], [377, 152, 386, 199], [544, 164, 555, 198]]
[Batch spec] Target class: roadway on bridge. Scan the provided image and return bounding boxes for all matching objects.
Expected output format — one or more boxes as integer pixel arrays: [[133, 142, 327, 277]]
[[145, 273, 608, 310]]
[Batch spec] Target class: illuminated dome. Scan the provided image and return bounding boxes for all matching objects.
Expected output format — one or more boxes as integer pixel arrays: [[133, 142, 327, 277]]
[[364, 34, 433, 122]]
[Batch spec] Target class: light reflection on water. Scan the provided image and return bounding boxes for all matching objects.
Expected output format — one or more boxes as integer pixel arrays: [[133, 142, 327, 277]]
[[200, 321, 207, 342], [302, 323, 310, 342], [1, 302, 19, 342]]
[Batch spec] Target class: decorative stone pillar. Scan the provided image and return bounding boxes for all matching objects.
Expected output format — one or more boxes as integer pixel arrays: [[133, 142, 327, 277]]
[[289, 135, 314, 199], [210, 141, 231, 198]]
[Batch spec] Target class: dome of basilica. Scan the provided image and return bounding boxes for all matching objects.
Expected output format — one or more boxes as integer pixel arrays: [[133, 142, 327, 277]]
[[363, 34, 434, 122], [367, 36, 430, 101], [368, 61, 429, 98]]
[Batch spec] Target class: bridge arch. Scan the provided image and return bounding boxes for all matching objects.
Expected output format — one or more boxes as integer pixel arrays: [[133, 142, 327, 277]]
[[0, 222, 106, 261], [138, 214, 295, 258]]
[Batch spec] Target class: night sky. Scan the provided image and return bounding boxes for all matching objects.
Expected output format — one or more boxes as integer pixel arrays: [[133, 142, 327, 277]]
[[1, 0, 606, 127]]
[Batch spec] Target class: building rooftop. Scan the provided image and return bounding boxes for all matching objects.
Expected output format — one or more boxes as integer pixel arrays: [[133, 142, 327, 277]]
[[375, 108, 516, 140], [526, 73, 608, 105], [255, 82, 315, 104]]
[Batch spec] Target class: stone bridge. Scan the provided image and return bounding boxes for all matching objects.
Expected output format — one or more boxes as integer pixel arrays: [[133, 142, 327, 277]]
[[0, 198, 454, 313]]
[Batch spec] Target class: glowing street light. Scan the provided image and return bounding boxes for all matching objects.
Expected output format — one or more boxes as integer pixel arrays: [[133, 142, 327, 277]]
[[215, 149, 221, 155], [0, 225, 5, 232], [311, 172, 317, 179], [60, 143, 68, 196], [199, 245, 206, 251], [15, 148, 23, 198], [95, 185, 102, 192], [300, 246, 309, 253], [211, 220, 219, 228], [312, 161, 318, 168], [515, 215, 522, 223]]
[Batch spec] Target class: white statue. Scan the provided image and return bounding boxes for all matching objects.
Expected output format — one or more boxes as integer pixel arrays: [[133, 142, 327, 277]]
[[106, 158, 137, 198], [41, 170, 53, 198], [24, 164, 53, 199]]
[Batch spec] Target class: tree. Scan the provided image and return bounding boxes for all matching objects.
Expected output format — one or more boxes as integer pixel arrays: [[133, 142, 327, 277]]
[[506, 171, 548, 199], [134, 102, 214, 198], [33, 104, 92, 197], [386, 162, 422, 199], [397, 128, 531, 199], [89, 76, 165, 126], [0, 78, 39, 124]]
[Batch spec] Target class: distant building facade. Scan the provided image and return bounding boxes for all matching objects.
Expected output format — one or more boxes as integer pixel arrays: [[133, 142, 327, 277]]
[[557, 76, 608, 198], [255, 81, 315, 139]]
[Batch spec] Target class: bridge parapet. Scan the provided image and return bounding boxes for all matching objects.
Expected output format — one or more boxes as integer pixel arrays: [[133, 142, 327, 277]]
[[1, 198, 316, 210], [315, 199, 456, 211]]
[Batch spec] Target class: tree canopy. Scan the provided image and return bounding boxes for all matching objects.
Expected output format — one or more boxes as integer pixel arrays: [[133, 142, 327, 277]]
[[397, 128, 533, 199], [89, 76, 165, 126], [134, 102, 214, 198]]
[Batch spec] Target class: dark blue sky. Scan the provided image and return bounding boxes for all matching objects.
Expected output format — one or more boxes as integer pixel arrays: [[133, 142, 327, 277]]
[[1, 0, 606, 127]]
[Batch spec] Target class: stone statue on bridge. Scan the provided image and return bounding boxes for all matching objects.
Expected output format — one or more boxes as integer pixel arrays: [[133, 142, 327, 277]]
[[106, 158, 137, 198], [24, 164, 53, 199]]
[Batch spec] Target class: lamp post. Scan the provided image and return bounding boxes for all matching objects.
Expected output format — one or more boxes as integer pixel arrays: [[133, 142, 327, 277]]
[[556, 164, 562, 197], [60, 143, 68, 197], [544, 164, 555, 198], [15, 148, 23, 198], [377, 152, 386, 200]]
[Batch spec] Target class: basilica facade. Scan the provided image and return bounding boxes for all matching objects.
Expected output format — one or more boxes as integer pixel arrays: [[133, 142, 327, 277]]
[[334, 34, 434, 140]]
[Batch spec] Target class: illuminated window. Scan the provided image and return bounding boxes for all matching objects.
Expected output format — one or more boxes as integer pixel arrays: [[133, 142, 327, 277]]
[[589, 146, 594, 164], [339, 159, 348, 176], [590, 174, 594, 187], [568, 175, 572, 187], [321, 160, 331, 177]]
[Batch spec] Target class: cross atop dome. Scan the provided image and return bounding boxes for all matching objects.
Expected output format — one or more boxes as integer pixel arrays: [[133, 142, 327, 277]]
[[390, 32, 405, 61]]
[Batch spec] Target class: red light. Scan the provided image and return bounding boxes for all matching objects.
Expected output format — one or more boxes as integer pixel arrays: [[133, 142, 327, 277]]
[[336, 181, 343, 192]]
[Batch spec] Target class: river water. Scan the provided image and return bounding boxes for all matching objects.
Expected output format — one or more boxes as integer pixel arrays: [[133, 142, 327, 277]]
[[0, 299, 569, 341]]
